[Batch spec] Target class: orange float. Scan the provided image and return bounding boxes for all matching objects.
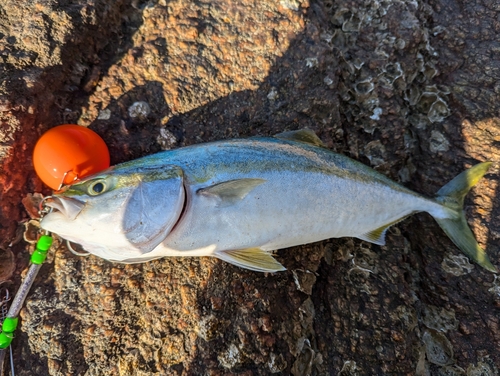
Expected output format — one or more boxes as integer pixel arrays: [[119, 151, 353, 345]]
[[33, 124, 110, 190]]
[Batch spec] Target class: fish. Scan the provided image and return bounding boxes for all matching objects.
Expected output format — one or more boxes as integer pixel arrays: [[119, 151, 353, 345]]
[[40, 129, 497, 273]]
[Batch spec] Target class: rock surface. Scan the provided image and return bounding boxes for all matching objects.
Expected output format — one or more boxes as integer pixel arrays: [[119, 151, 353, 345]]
[[0, 0, 499, 375]]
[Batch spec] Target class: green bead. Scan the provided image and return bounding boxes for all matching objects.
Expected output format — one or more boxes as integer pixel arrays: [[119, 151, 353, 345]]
[[2, 317, 18, 333], [0, 332, 13, 349], [31, 249, 47, 265], [37, 235, 53, 251]]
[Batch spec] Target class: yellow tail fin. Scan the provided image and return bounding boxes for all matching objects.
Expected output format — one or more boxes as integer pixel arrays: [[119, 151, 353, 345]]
[[435, 162, 497, 273]]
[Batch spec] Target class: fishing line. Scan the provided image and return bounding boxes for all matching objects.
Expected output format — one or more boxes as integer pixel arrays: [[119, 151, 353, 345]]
[[0, 286, 15, 376], [0, 201, 54, 376], [0, 235, 52, 375]]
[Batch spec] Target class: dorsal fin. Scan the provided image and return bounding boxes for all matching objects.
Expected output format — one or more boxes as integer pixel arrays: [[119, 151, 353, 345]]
[[274, 128, 326, 148], [197, 178, 265, 205]]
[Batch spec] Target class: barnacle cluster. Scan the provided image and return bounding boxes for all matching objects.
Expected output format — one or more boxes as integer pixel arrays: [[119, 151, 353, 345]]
[[419, 304, 457, 366], [321, 0, 453, 170], [416, 302, 499, 373]]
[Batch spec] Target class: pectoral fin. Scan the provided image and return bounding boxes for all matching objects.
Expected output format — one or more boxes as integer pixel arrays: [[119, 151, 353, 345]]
[[215, 248, 286, 272], [197, 178, 265, 205], [274, 128, 326, 148]]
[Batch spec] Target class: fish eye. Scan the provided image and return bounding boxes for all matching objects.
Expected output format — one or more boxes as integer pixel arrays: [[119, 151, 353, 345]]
[[88, 180, 107, 196]]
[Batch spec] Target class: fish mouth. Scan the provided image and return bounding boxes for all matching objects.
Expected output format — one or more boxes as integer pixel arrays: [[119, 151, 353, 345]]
[[44, 196, 85, 220]]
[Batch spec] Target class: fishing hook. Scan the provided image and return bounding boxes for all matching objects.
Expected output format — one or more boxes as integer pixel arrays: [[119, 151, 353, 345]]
[[66, 241, 90, 257]]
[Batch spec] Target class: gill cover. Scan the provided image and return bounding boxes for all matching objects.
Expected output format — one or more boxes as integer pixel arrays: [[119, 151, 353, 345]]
[[119, 165, 185, 251]]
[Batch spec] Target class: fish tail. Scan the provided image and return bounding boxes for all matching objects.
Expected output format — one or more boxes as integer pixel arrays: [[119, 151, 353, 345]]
[[434, 162, 497, 272]]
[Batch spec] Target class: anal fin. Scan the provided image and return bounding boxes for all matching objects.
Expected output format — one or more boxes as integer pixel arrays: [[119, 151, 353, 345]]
[[215, 248, 286, 272], [357, 225, 389, 246], [357, 216, 410, 246]]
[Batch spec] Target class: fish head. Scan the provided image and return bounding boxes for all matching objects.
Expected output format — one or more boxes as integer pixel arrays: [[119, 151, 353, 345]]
[[40, 163, 185, 261]]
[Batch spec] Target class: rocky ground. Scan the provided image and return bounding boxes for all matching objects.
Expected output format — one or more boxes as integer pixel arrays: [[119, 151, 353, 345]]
[[0, 0, 499, 375]]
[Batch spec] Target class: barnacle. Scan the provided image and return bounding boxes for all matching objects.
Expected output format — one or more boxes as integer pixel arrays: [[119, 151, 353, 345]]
[[292, 269, 317, 295], [291, 337, 317, 375], [467, 360, 498, 376], [438, 365, 466, 375], [416, 92, 438, 114], [421, 305, 458, 333], [97, 108, 111, 120], [384, 62, 403, 84], [128, 101, 151, 119], [428, 97, 450, 123], [331, 8, 350, 27], [354, 79, 375, 96], [157, 127, 177, 150], [408, 113, 428, 129], [364, 140, 386, 165], [423, 63, 438, 80], [441, 254, 474, 276], [422, 329, 454, 366], [268, 353, 287, 373], [23, 219, 41, 244], [331, 28, 347, 48], [487, 275, 500, 297], [429, 130, 450, 153], [395, 38, 406, 49], [369, 107, 383, 120], [339, 360, 361, 375], [267, 87, 278, 100], [342, 13, 363, 32], [396, 305, 418, 332], [279, 0, 300, 11], [218, 343, 243, 369], [405, 85, 421, 106], [197, 314, 222, 341]]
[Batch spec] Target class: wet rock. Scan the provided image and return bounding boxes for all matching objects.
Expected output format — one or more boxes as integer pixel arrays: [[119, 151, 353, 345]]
[[0, 248, 15, 282]]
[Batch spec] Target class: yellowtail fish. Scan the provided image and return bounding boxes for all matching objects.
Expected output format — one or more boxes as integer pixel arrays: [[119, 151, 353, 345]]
[[40, 129, 496, 272]]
